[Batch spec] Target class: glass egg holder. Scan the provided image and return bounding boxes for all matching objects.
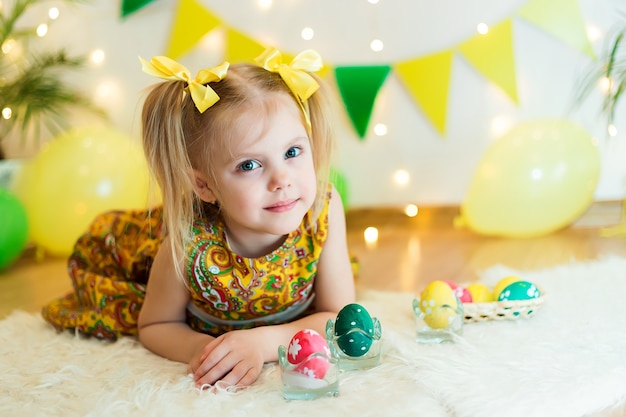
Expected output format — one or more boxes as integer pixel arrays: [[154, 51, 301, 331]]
[[277, 345, 340, 400], [325, 317, 383, 371], [412, 298, 464, 344]]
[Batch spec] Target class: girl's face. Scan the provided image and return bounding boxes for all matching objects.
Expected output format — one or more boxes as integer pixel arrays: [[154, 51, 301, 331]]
[[194, 97, 317, 256]]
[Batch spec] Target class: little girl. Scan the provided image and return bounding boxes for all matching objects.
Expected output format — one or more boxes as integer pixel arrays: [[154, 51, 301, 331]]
[[42, 47, 356, 389]]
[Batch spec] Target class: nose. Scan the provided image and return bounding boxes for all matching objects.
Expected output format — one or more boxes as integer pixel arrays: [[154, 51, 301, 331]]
[[268, 167, 291, 191]]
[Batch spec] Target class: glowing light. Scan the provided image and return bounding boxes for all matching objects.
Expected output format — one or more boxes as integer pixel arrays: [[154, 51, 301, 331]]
[[600, 77, 612, 93], [608, 124, 618, 137], [96, 179, 113, 196], [368, 0, 380, 4], [90, 49, 106, 65], [393, 169, 410, 186], [530, 168, 543, 180], [48, 7, 60, 20], [374, 123, 388, 136], [404, 204, 418, 217], [301, 27, 314, 41], [364, 227, 379, 244], [2, 107, 12, 120], [370, 39, 384, 52], [491, 116, 512, 137], [36, 23, 48, 37], [257, 0, 272, 8], [586, 24, 602, 42], [477, 23, 489, 35], [1, 38, 15, 54]]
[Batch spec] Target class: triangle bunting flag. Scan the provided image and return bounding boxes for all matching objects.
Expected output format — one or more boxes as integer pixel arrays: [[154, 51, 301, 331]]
[[517, 0, 595, 59], [395, 50, 453, 135], [224, 28, 267, 64], [334, 65, 391, 139], [458, 19, 519, 104], [120, 0, 156, 18], [165, 0, 221, 60]]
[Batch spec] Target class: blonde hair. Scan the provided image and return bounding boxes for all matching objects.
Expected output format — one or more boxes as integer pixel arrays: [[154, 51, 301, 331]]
[[141, 63, 336, 276]]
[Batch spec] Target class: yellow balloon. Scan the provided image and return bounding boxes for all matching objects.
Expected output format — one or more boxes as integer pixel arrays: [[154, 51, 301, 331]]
[[457, 119, 600, 237], [20, 127, 159, 256]]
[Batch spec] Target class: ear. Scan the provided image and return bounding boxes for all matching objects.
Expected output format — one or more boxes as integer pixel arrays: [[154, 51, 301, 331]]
[[192, 169, 217, 203]]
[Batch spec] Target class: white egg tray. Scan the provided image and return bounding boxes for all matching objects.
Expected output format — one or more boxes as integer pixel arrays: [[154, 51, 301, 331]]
[[462, 294, 545, 323]]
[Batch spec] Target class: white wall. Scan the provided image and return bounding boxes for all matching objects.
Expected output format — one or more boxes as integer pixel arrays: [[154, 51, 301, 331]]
[[5, 0, 626, 207]]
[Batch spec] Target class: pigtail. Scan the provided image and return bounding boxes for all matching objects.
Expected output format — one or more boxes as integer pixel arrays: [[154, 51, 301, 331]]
[[307, 73, 338, 217], [141, 81, 197, 279]]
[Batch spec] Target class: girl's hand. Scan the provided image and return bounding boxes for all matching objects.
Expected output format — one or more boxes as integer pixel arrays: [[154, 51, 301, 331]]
[[188, 328, 266, 388]]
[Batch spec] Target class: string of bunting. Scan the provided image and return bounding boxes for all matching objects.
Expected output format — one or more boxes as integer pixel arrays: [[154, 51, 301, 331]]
[[121, 0, 594, 139]]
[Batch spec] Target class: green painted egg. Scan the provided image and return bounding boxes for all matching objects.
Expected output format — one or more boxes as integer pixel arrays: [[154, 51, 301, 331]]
[[334, 303, 374, 357], [497, 280, 541, 301], [336, 331, 372, 357]]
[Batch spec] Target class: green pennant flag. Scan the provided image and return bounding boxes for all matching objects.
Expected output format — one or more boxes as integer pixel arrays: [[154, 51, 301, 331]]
[[121, 0, 156, 18], [334, 65, 391, 139]]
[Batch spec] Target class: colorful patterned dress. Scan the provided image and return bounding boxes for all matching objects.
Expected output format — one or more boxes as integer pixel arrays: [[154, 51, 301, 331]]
[[41, 193, 344, 340]]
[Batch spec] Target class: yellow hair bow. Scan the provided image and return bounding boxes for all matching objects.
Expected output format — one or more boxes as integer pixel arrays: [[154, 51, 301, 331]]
[[139, 56, 229, 113], [255, 47, 323, 128]]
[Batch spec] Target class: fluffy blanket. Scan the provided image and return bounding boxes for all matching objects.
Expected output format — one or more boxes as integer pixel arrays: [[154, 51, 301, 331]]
[[2, 257, 626, 417]]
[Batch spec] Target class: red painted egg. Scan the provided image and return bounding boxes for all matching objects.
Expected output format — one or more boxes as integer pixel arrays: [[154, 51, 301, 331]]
[[287, 329, 331, 379]]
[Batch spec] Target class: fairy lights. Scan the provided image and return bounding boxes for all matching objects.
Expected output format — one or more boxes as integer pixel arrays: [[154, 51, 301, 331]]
[[301, 27, 314, 41], [404, 204, 418, 217], [393, 169, 410, 186], [370, 39, 384, 52], [373, 123, 388, 136], [477, 23, 489, 35], [364, 226, 379, 247]]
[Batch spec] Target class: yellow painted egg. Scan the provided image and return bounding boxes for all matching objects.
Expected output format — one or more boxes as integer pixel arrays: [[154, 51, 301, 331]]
[[493, 275, 521, 300], [423, 305, 458, 329], [419, 280, 457, 313], [466, 282, 494, 303]]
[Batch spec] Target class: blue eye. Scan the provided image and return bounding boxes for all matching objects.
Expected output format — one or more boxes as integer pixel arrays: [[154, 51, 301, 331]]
[[285, 146, 301, 159], [238, 160, 260, 171]]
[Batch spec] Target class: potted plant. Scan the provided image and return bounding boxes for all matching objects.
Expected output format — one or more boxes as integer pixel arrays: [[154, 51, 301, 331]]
[[576, 21, 626, 235], [0, 0, 104, 162]]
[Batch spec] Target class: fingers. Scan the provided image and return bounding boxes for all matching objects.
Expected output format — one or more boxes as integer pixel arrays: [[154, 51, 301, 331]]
[[195, 358, 261, 389]]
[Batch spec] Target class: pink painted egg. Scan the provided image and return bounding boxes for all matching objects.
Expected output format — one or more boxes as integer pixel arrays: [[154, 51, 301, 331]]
[[444, 280, 472, 303], [287, 329, 331, 379]]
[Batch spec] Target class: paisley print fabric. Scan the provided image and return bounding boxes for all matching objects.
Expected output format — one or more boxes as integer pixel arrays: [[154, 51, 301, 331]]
[[41, 208, 165, 340], [184, 196, 330, 336]]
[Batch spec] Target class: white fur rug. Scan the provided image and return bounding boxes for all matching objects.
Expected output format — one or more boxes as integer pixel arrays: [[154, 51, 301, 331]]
[[3, 257, 626, 417]]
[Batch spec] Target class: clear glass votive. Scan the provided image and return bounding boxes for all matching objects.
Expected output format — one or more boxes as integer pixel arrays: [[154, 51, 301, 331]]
[[277, 345, 340, 400], [412, 298, 463, 344], [325, 317, 382, 371]]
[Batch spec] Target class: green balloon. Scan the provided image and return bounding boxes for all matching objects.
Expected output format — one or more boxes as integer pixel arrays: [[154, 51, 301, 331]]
[[0, 189, 29, 270], [330, 168, 350, 209]]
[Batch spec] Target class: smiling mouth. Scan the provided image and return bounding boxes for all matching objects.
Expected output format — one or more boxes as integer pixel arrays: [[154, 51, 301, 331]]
[[265, 199, 298, 213]]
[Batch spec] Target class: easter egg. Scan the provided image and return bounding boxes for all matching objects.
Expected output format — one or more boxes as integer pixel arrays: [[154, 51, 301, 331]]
[[466, 283, 494, 303], [287, 329, 331, 379], [493, 275, 521, 300], [419, 280, 458, 314], [334, 303, 375, 357], [497, 281, 541, 301], [423, 305, 458, 329], [443, 280, 473, 303]]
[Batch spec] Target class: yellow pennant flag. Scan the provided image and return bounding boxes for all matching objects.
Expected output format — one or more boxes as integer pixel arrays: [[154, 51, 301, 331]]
[[165, 0, 221, 59], [517, 0, 595, 59], [395, 50, 453, 135], [458, 19, 518, 104], [224, 27, 267, 64]]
